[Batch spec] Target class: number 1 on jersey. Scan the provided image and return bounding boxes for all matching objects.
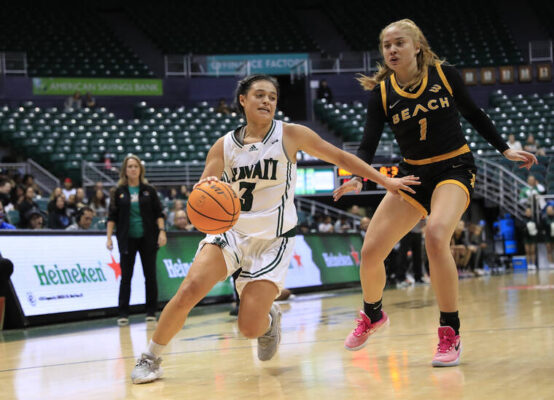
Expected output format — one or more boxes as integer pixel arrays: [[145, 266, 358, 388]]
[[239, 182, 255, 211], [418, 117, 427, 141]]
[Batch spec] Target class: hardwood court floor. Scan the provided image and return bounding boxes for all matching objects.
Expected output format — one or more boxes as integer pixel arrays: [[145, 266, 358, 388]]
[[1, 271, 554, 400]]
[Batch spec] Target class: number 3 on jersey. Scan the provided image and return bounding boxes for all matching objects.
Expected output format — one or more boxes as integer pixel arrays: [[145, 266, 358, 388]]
[[239, 182, 255, 211], [418, 117, 427, 141]]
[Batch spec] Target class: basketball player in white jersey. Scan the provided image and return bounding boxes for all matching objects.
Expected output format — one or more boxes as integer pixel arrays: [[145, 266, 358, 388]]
[[131, 75, 420, 384]]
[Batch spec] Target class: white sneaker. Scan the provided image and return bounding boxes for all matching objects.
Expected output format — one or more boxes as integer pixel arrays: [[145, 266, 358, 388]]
[[117, 317, 129, 326], [257, 303, 281, 361], [131, 353, 163, 384]]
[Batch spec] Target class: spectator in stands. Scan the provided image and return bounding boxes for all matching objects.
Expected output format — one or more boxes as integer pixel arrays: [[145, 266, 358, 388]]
[[47, 195, 71, 230], [167, 199, 184, 228], [507, 134, 522, 151], [542, 205, 554, 267], [9, 184, 25, 211], [89, 188, 109, 218], [0, 177, 12, 207], [523, 134, 546, 156], [450, 220, 472, 272], [178, 185, 190, 200], [25, 208, 44, 230], [170, 210, 195, 232], [47, 187, 64, 213], [106, 154, 166, 326], [400, 219, 426, 283], [66, 206, 94, 231], [66, 194, 79, 220], [334, 216, 351, 233], [318, 215, 334, 233], [22, 174, 42, 197], [215, 98, 231, 115], [62, 178, 76, 199], [64, 91, 82, 111], [75, 188, 87, 208], [348, 204, 366, 217], [165, 187, 178, 202], [0, 202, 15, 230], [359, 216, 371, 238], [298, 222, 310, 235], [17, 186, 38, 228], [521, 207, 539, 269], [468, 222, 488, 275], [316, 79, 333, 103], [519, 174, 546, 204], [83, 92, 96, 108]]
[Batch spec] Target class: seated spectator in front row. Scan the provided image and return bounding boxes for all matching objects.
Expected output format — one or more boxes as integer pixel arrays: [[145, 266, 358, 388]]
[[25, 208, 44, 230], [0, 202, 15, 229], [48, 195, 71, 230], [66, 206, 94, 231], [318, 215, 334, 233], [18, 186, 38, 228], [507, 134, 522, 151], [89, 189, 109, 218], [334, 216, 351, 233], [64, 91, 82, 111], [519, 174, 545, 205], [170, 210, 195, 232], [0, 177, 13, 207]]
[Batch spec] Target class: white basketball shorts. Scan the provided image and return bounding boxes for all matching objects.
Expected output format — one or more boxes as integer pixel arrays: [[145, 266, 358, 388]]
[[197, 229, 295, 298]]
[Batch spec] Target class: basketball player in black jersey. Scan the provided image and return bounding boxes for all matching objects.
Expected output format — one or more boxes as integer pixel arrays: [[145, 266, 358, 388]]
[[334, 19, 537, 366]]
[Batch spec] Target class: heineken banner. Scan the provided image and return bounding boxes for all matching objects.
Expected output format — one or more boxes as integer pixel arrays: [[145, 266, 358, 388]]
[[206, 53, 308, 75], [2, 235, 146, 316], [32, 77, 163, 96], [1, 233, 361, 317]]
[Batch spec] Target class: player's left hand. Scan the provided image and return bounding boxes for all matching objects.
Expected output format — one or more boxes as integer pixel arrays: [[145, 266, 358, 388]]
[[158, 230, 167, 247], [503, 149, 537, 170]]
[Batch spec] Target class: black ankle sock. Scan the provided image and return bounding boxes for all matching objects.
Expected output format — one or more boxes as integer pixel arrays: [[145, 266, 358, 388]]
[[440, 311, 460, 335], [363, 299, 383, 322]]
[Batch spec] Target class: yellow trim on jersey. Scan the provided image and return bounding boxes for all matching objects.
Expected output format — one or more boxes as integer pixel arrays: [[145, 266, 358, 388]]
[[403, 144, 470, 165], [399, 190, 428, 217], [390, 68, 428, 99], [435, 179, 471, 210], [380, 81, 387, 116], [435, 62, 453, 96]]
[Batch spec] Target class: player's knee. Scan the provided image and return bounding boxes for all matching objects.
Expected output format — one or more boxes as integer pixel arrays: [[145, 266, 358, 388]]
[[425, 222, 450, 254], [238, 319, 262, 339], [173, 279, 202, 310], [361, 238, 385, 265]]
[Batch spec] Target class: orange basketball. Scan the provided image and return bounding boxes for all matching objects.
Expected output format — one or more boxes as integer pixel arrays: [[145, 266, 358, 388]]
[[186, 180, 241, 234]]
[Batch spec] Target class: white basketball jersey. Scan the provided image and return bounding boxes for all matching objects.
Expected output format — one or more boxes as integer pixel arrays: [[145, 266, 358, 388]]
[[221, 119, 297, 239]]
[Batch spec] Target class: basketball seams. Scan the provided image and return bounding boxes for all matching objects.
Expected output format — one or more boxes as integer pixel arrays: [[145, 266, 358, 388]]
[[187, 202, 235, 223], [196, 186, 235, 216], [219, 181, 239, 220]]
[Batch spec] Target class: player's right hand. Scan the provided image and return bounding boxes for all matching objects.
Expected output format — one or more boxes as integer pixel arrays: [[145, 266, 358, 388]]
[[383, 175, 420, 195], [106, 237, 113, 251], [194, 176, 220, 189], [333, 178, 363, 201]]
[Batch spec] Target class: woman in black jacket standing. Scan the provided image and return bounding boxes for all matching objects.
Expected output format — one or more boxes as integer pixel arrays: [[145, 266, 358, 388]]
[[106, 155, 167, 326]]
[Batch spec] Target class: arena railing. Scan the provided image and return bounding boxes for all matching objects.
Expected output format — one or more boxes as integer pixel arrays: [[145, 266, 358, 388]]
[[474, 156, 531, 222], [0, 159, 59, 194]]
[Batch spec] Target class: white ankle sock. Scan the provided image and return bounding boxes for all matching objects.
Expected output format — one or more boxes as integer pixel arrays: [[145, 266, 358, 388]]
[[265, 313, 273, 333], [146, 340, 165, 358]]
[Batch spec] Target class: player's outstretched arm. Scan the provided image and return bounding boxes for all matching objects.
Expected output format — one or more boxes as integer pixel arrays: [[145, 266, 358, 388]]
[[196, 137, 225, 188], [286, 123, 420, 199]]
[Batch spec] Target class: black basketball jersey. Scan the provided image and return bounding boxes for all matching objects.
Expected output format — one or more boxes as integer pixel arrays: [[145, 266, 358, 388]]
[[380, 62, 468, 162]]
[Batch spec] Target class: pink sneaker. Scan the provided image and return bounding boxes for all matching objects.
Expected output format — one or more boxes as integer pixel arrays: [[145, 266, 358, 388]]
[[432, 326, 462, 367], [344, 311, 389, 351]]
